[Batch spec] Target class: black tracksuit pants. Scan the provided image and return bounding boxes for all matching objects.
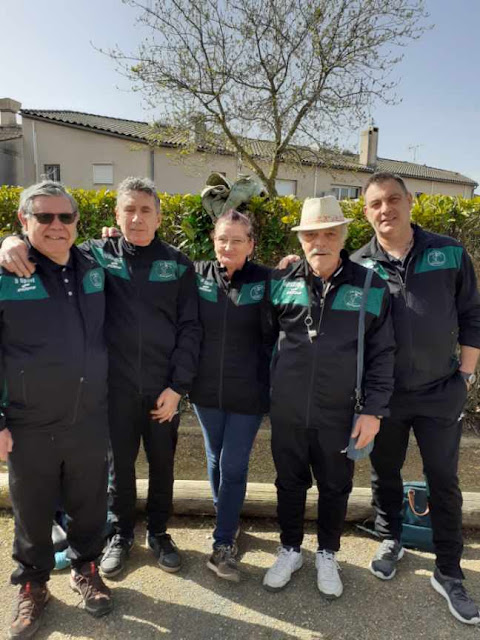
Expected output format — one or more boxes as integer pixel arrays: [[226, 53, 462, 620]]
[[8, 421, 108, 585], [371, 411, 464, 579], [271, 424, 354, 551], [108, 390, 179, 539]]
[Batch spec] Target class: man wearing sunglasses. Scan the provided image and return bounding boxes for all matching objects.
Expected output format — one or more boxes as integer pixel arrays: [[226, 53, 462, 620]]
[[0, 177, 202, 581], [0, 182, 113, 639]]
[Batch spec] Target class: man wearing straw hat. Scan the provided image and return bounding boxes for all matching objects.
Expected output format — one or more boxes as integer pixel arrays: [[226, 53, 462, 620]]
[[263, 196, 395, 598]]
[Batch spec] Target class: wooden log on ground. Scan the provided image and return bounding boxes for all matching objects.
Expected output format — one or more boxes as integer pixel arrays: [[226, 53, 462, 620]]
[[2, 474, 480, 527]]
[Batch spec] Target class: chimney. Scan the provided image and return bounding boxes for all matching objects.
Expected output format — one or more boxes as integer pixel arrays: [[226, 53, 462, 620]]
[[190, 114, 207, 146], [359, 125, 378, 167], [0, 98, 21, 127]]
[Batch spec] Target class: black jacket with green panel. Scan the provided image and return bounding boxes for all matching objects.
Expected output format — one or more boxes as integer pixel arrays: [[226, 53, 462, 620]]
[[350, 225, 480, 416], [266, 253, 395, 431], [189, 260, 273, 415], [0, 243, 108, 431], [82, 236, 202, 396]]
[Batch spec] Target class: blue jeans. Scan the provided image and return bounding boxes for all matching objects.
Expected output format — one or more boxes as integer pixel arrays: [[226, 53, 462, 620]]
[[193, 405, 262, 547]]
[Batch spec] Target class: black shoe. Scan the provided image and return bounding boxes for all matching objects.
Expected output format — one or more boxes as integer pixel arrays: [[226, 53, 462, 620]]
[[369, 539, 404, 580], [70, 562, 113, 618], [431, 568, 480, 625], [100, 534, 133, 578], [147, 532, 181, 573], [207, 545, 240, 583]]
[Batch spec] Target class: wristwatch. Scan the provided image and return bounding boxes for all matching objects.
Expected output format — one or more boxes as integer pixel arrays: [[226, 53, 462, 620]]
[[460, 371, 477, 385]]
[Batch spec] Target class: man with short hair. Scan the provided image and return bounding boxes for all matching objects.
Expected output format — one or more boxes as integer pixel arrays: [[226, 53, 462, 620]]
[[263, 196, 395, 597], [0, 177, 202, 578], [351, 172, 480, 624], [0, 181, 112, 639]]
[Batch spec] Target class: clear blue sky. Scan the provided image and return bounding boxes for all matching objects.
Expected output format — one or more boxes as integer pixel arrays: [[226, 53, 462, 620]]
[[2, 0, 480, 191]]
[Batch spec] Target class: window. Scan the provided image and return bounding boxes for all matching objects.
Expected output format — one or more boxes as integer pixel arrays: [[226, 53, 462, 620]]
[[43, 164, 60, 181], [275, 179, 297, 196], [331, 185, 360, 200], [93, 164, 114, 185]]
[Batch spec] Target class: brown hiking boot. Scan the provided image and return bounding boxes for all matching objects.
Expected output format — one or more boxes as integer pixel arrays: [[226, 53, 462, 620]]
[[9, 582, 50, 639], [70, 561, 113, 617]]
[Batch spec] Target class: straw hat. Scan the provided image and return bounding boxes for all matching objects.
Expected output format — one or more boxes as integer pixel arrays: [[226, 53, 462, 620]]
[[292, 196, 353, 231]]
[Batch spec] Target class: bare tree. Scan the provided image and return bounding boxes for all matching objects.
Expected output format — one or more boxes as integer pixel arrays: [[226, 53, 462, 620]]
[[107, 0, 428, 196]]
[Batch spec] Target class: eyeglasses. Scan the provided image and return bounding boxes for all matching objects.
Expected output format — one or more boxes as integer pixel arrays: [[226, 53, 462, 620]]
[[214, 236, 248, 246], [30, 212, 78, 225]]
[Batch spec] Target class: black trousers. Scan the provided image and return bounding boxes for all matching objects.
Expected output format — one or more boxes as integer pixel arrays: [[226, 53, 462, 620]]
[[371, 411, 464, 578], [108, 390, 179, 538], [271, 424, 354, 551], [8, 421, 108, 585]]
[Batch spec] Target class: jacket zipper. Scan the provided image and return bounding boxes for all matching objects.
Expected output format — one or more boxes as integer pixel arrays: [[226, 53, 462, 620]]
[[129, 261, 143, 394], [398, 256, 414, 390], [20, 370, 27, 405], [71, 377, 84, 424], [218, 286, 229, 410], [305, 291, 327, 429]]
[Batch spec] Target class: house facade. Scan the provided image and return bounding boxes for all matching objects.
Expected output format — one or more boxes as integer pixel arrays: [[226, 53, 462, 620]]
[[1, 98, 477, 199]]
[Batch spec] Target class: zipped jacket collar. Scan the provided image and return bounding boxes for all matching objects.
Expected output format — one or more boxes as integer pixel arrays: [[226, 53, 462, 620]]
[[290, 249, 354, 290], [358, 224, 434, 263]]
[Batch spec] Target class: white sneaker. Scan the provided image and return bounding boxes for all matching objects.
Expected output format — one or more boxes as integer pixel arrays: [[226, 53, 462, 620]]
[[315, 549, 343, 598], [263, 546, 303, 592]]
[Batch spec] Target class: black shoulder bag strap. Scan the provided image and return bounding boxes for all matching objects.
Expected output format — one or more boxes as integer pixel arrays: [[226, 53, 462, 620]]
[[354, 268, 374, 413]]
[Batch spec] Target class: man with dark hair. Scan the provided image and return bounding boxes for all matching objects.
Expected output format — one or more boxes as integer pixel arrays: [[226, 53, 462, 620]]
[[0, 177, 202, 579], [0, 181, 112, 639], [351, 172, 480, 625]]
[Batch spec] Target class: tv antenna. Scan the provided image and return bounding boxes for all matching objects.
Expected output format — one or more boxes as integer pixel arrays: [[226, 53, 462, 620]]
[[408, 144, 423, 163]]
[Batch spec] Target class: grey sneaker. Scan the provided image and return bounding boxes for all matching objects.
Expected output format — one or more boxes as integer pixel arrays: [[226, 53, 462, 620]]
[[100, 535, 133, 578], [370, 539, 404, 580], [431, 568, 480, 625], [147, 532, 181, 573], [207, 545, 240, 583]]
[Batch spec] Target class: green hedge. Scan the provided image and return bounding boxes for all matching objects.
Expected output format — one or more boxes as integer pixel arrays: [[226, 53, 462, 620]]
[[2, 185, 480, 266]]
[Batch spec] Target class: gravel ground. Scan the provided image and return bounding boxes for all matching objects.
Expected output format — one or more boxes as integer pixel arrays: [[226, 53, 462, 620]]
[[1, 512, 480, 639]]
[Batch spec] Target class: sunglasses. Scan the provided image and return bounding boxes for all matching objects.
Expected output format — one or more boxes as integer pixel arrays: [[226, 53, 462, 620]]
[[31, 212, 78, 225]]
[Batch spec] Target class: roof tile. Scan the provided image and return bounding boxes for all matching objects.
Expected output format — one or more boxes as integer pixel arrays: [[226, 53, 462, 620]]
[[20, 109, 477, 187]]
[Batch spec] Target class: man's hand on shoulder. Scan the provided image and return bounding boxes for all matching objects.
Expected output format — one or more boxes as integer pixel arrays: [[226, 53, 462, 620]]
[[277, 254, 301, 270], [150, 388, 181, 423], [0, 428, 13, 461], [0, 236, 34, 278], [101, 227, 122, 239]]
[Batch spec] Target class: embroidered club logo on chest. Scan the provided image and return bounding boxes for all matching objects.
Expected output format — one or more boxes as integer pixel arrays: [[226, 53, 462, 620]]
[[237, 281, 265, 305], [332, 284, 384, 317], [428, 249, 446, 267], [414, 246, 463, 274], [83, 268, 105, 294], [149, 260, 186, 282], [344, 289, 363, 309]]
